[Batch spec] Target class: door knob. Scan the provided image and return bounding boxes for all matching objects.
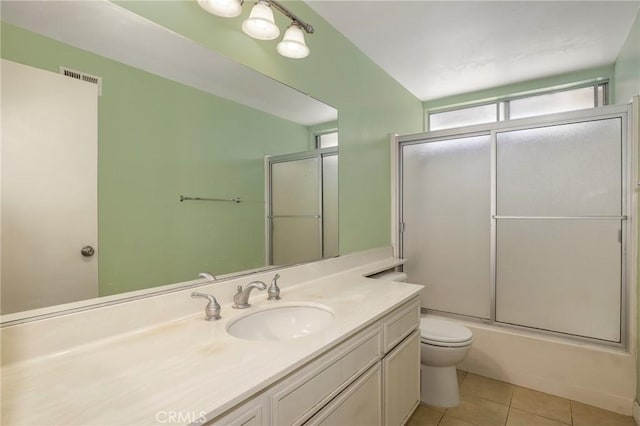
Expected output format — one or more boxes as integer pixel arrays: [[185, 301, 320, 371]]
[[80, 246, 95, 257]]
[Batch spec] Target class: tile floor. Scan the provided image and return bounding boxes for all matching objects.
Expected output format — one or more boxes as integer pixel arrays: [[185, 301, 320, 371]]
[[407, 370, 635, 426]]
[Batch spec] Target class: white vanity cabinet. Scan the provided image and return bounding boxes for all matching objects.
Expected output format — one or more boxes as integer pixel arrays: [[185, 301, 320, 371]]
[[306, 363, 383, 426], [205, 297, 420, 426], [270, 326, 381, 425], [382, 330, 420, 425], [381, 300, 422, 425]]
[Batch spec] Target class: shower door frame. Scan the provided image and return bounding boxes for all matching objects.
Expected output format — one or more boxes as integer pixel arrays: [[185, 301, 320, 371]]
[[265, 147, 338, 266], [393, 104, 636, 349]]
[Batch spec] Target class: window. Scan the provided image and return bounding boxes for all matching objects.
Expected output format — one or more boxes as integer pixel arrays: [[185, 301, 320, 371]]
[[427, 82, 608, 131], [509, 86, 596, 119], [316, 131, 338, 149], [430, 104, 497, 131]]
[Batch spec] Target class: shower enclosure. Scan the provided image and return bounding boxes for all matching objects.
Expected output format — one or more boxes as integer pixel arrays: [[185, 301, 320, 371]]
[[267, 148, 338, 266], [397, 105, 632, 345]]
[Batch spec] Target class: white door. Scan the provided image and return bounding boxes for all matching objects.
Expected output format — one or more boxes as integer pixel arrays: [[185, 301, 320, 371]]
[[1, 59, 98, 314]]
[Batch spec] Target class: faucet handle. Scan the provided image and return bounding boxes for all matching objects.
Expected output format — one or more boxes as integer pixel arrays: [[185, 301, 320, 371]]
[[268, 273, 281, 301], [191, 292, 221, 321]]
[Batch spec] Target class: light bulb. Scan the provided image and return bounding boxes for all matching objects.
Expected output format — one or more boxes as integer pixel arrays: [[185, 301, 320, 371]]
[[197, 0, 243, 18], [277, 23, 309, 59], [242, 1, 280, 40]]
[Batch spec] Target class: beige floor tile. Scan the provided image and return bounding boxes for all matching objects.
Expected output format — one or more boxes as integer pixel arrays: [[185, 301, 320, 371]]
[[571, 401, 635, 426], [444, 394, 509, 426], [506, 408, 569, 426], [457, 369, 468, 386], [406, 404, 445, 426], [460, 373, 514, 405], [510, 387, 571, 424], [440, 415, 476, 426]]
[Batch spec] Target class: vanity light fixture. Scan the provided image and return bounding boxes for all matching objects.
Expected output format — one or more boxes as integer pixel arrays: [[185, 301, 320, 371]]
[[277, 22, 309, 59], [197, 0, 314, 59], [197, 0, 243, 18], [242, 0, 280, 40]]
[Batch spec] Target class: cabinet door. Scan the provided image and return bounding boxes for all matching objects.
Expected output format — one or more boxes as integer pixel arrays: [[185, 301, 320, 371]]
[[305, 364, 382, 426], [383, 330, 420, 425]]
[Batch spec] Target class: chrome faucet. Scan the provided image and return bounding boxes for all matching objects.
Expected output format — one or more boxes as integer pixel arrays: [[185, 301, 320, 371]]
[[267, 273, 281, 301], [233, 280, 267, 309], [198, 272, 216, 281], [191, 292, 221, 321]]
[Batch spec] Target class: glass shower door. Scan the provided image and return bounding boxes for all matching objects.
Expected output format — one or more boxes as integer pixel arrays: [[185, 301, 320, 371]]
[[401, 134, 492, 319], [495, 118, 623, 342]]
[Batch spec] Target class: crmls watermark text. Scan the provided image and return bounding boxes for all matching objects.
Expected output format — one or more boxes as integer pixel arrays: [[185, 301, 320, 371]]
[[155, 410, 207, 424]]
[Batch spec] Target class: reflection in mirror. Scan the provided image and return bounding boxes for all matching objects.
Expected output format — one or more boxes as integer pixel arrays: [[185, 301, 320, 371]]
[[0, 1, 338, 318], [268, 150, 339, 265]]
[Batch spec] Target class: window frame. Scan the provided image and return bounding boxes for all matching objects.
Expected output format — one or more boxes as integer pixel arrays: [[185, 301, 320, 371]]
[[314, 129, 339, 150], [426, 80, 609, 131]]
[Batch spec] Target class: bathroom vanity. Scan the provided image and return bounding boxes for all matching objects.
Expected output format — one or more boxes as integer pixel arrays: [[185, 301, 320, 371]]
[[208, 297, 420, 426], [1, 248, 423, 426]]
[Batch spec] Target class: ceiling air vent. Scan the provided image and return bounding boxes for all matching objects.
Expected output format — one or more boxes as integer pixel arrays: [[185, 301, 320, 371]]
[[59, 66, 102, 96]]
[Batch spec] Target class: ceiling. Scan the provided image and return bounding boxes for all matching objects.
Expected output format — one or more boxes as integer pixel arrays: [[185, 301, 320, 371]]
[[306, 0, 639, 102], [1, 0, 337, 126]]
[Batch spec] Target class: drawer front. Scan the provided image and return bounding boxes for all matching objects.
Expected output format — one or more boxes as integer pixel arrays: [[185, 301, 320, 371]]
[[383, 298, 420, 353], [305, 363, 382, 426], [205, 395, 266, 426], [271, 327, 382, 426]]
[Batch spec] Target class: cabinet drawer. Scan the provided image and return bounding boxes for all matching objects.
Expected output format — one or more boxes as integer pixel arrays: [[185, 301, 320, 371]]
[[305, 363, 382, 426], [270, 326, 381, 426], [383, 298, 420, 353], [205, 395, 266, 426]]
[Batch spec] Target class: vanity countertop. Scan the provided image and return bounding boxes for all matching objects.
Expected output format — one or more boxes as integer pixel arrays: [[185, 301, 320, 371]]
[[1, 258, 422, 425]]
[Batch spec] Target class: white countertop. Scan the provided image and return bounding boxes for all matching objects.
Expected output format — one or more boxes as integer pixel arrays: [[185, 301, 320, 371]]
[[1, 258, 422, 425]]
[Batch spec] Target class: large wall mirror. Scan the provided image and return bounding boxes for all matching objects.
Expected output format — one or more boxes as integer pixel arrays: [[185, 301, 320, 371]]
[[0, 1, 338, 320]]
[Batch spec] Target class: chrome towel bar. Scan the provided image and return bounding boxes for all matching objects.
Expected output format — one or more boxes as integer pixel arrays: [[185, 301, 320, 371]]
[[180, 195, 241, 203]]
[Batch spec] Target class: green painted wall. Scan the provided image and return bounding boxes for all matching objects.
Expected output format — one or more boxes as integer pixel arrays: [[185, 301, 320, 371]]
[[115, 0, 424, 255], [614, 10, 640, 104], [1, 23, 310, 295]]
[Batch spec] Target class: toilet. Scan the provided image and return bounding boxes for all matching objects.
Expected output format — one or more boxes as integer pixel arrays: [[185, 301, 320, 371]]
[[419, 316, 472, 407], [371, 270, 473, 407]]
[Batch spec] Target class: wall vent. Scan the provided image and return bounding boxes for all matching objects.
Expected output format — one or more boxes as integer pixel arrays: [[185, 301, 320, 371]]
[[59, 66, 102, 96]]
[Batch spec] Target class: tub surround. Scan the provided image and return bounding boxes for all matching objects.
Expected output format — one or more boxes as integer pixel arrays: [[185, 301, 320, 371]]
[[1, 247, 421, 425], [454, 317, 636, 416]]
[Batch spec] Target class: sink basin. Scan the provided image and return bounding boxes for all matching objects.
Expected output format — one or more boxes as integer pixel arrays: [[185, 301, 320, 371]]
[[226, 304, 334, 340]]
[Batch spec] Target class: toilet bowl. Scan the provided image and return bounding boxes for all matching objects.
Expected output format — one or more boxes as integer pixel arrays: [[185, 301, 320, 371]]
[[420, 316, 473, 407], [369, 270, 473, 407]]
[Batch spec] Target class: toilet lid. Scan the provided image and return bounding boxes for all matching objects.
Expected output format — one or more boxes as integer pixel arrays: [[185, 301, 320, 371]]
[[420, 317, 473, 344]]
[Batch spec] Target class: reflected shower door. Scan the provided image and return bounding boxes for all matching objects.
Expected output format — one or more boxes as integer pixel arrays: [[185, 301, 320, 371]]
[[322, 154, 339, 258], [401, 135, 491, 319], [270, 157, 322, 265]]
